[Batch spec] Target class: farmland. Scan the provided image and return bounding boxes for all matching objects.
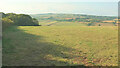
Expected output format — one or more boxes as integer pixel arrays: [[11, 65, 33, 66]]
[[31, 14, 118, 26], [3, 26, 118, 66], [2, 13, 118, 66]]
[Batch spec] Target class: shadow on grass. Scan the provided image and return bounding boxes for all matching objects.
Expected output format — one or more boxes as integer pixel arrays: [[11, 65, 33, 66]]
[[2, 26, 85, 66]]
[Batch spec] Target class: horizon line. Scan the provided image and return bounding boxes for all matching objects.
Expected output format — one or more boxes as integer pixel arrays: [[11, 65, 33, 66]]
[[2, 12, 117, 17]]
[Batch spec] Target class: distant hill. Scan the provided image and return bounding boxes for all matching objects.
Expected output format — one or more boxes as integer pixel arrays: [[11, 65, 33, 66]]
[[30, 13, 118, 26]]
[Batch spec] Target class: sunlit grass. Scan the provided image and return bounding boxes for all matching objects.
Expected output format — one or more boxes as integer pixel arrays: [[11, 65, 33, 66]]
[[3, 26, 118, 66]]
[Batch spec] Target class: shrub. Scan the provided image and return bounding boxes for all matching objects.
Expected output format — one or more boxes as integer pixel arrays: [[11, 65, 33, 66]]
[[2, 13, 39, 29], [2, 18, 14, 29]]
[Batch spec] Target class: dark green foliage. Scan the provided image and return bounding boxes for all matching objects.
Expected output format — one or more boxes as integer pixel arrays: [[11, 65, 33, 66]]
[[2, 17, 14, 29], [2, 12, 39, 29], [98, 24, 101, 26], [87, 23, 95, 26]]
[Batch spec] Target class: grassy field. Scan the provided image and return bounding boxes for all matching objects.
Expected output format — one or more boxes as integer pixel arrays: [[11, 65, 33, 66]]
[[3, 26, 118, 66], [51, 22, 86, 26], [39, 20, 115, 26], [39, 21, 86, 26]]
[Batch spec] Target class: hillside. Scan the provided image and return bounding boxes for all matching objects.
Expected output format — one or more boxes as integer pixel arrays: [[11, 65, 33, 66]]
[[2, 13, 118, 66], [30, 13, 118, 26], [3, 26, 118, 66]]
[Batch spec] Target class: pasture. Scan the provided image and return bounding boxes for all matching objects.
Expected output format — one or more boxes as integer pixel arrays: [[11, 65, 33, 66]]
[[3, 26, 118, 66]]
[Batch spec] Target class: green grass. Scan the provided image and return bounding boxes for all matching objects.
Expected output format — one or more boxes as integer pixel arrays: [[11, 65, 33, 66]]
[[39, 21, 86, 26], [39, 21, 58, 26], [51, 22, 86, 26], [3, 26, 118, 66]]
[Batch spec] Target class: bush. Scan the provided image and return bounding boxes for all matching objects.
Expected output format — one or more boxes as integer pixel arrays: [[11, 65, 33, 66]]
[[2, 18, 14, 29], [2, 13, 39, 29], [87, 23, 95, 26]]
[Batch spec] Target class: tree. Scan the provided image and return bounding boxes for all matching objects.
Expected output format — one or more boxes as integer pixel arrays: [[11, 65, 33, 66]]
[[88, 23, 95, 26], [3, 13, 39, 26], [2, 18, 14, 29], [32, 18, 39, 26], [98, 24, 101, 26]]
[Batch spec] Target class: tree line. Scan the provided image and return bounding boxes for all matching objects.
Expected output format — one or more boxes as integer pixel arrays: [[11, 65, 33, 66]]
[[1, 12, 39, 29]]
